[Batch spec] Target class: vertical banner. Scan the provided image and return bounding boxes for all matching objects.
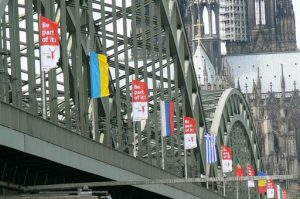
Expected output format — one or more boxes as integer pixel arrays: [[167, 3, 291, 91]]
[[132, 80, 148, 121], [247, 163, 255, 188], [235, 162, 244, 177], [160, 100, 175, 137], [258, 171, 267, 194], [204, 133, 217, 164], [222, 145, 233, 173], [89, 50, 110, 98], [267, 180, 275, 198], [282, 188, 288, 199], [40, 16, 60, 72], [184, 116, 197, 149], [276, 184, 282, 199]]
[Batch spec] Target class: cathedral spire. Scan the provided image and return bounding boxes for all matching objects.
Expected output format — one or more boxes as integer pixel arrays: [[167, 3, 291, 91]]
[[203, 58, 208, 90], [252, 80, 257, 95], [245, 83, 249, 103], [257, 67, 261, 94], [281, 64, 285, 92], [237, 78, 241, 91]]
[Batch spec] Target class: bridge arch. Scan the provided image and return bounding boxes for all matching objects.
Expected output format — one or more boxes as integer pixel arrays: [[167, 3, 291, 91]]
[[204, 88, 263, 197]]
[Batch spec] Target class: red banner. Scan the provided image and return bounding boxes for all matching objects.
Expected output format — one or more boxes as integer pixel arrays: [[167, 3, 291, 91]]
[[267, 180, 275, 189], [39, 16, 60, 72], [282, 188, 288, 199], [132, 80, 148, 102], [235, 164, 244, 176], [247, 164, 255, 176], [221, 145, 232, 172], [132, 80, 148, 121], [40, 16, 60, 46], [184, 116, 197, 149], [222, 145, 232, 160], [184, 116, 197, 134]]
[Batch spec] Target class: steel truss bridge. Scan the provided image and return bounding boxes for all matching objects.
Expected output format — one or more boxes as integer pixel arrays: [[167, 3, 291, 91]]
[[0, 0, 263, 198]]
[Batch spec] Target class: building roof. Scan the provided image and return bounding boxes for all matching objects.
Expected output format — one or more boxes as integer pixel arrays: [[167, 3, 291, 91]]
[[223, 51, 300, 93], [193, 45, 216, 85]]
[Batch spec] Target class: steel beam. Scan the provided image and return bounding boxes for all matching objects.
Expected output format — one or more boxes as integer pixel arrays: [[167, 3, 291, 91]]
[[0, 101, 225, 199], [26, 175, 300, 190], [0, 0, 9, 19]]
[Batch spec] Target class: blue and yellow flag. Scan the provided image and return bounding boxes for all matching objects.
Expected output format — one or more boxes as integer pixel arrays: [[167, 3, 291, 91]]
[[89, 50, 110, 98]]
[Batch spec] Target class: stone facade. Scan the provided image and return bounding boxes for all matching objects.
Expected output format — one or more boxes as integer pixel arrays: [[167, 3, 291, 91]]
[[244, 68, 299, 195], [198, 63, 299, 197], [226, 0, 297, 54]]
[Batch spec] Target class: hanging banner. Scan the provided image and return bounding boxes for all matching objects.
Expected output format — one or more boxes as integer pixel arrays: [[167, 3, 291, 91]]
[[258, 171, 267, 194], [222, 145, 233, 173], [282, 188, 288, 199], [235, 162, 244, 177], [184, 116, 197, 149], [267, 180, 275, 198], [160, 100, 175, 137], [204, 133, 217, 164], [39, 16, 60, 72], [247, 163, 255, 188], [132, 80, 148, 121], [276, 184, 282, 199]]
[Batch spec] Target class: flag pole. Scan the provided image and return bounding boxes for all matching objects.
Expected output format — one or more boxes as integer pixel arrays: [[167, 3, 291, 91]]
[[133, 121, 137, 157], [223, 176, 226, 196], [183, 116, 187, 179], [236, 181, 239, 199], [161, 127, 165, 170], [41, 71, 47, 119], [247, 186, 250, 199], [38, 3, 47, 120], [184, 147, 187, 179], [132, 76, 137, 158], [206, 163, 209, 189]]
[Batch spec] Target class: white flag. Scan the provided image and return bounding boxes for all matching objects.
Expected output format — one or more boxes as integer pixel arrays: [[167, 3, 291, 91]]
[[205, 133, 217, 164]]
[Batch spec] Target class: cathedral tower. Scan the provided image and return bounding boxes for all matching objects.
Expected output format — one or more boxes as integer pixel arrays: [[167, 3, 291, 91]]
[[222, 0, 297, 54]]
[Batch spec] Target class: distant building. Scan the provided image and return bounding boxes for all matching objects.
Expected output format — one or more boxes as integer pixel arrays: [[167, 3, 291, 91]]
[[219, 0, 247, 42], [183, 0, 300, 196], [221, 0, 297, 54]]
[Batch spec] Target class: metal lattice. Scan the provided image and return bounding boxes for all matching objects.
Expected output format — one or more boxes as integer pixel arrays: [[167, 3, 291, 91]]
[[0, 0, 207, 179]]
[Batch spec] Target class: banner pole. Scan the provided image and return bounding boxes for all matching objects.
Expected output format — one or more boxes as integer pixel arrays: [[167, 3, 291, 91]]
[[161, 130, 165, 170], [184, 148, 187, 179], [41, 71, 47, 119], [236, 181, 239, 199], [248, 186, 250, 199], [206, 163, 209, 189], [223, 177, 226, 196], [133, 121, 137, 157], [38, 6, 47, 120], [183, 117, 187, 179]]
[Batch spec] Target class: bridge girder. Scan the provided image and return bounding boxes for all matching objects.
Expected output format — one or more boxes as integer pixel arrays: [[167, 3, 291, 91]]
[[202, 88, 263, 197], [0, 0, 263, 198]]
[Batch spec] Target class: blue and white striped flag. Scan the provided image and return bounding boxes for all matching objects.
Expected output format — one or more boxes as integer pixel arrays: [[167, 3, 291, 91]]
[[205, 133, 217, 164]]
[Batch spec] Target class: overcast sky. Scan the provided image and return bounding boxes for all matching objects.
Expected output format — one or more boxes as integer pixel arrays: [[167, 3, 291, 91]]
[[293, 0, 300, 48]]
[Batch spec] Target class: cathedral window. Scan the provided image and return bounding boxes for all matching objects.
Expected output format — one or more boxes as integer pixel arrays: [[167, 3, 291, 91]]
[[261, 0, 266, 25], [255, 0, 260, 25], [255, 0, 266, 25]]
